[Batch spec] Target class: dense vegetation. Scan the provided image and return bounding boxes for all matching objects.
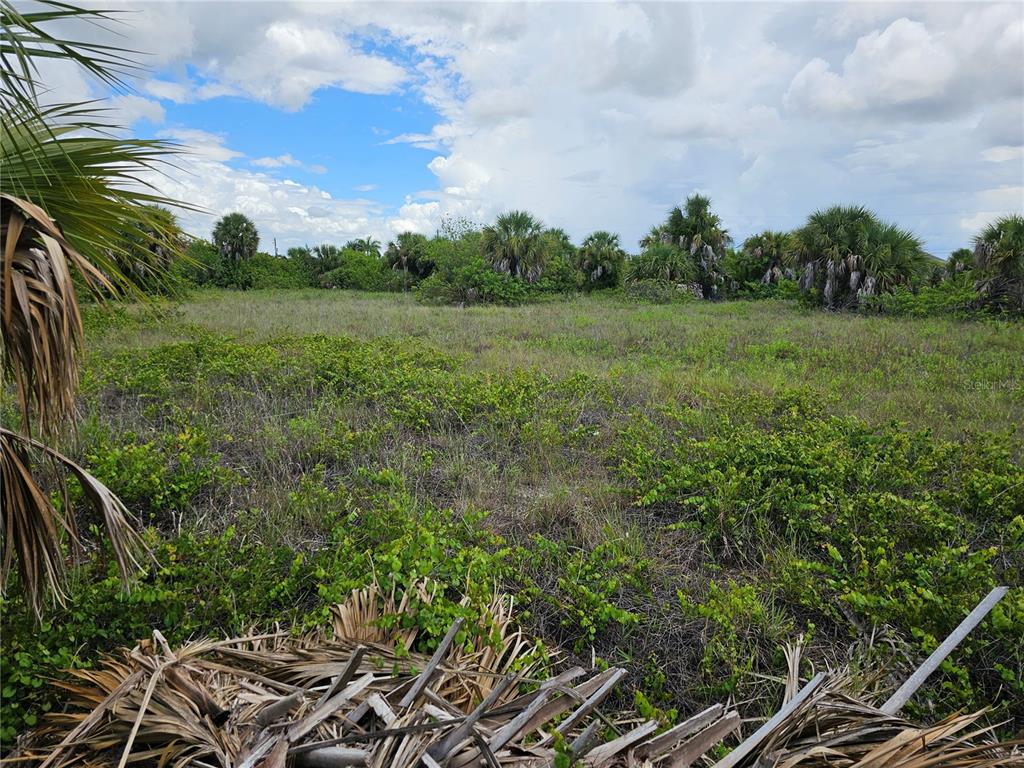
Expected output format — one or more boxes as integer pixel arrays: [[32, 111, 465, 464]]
[[164, 203, 1024, 321], [2, 294, 1021, 744]]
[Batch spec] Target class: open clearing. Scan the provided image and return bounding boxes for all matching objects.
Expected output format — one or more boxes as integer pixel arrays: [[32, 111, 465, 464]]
[[3, 291, 1022, 742]]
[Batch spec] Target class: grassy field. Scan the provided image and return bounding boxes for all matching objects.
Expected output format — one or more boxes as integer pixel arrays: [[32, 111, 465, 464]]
[[103, 289, 1023, 440], [3, 290, 1022, 743]]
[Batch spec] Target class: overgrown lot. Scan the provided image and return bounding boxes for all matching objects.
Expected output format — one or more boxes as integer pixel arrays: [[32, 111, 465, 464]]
[[2, 291, 1022, 744]]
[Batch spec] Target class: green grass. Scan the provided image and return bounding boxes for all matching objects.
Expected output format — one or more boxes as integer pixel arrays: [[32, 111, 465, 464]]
[[100, 289, 1024, 442], [2, 290, 1021, 744]]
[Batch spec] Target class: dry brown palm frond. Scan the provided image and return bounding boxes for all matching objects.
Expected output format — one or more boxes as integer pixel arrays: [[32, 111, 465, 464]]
[[1, 193, 107, 436], [0, 427, 148, 617]]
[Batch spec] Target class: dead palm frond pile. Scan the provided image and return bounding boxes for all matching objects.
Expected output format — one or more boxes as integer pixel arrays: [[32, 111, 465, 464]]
[[8, 584, 1023, 768]]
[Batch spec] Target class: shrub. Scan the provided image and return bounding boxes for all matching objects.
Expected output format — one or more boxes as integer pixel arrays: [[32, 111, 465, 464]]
[[172, 238, 220, 287], [416, 237, 529, 305], [319, 249, 401, 291], [626, 243, 696, 285], [859, 274, 978, 318], [416, 259, 528, 305], [237, 253, 313, 289], [616, 399, 1024, 717], [623, 278, 695, 304]]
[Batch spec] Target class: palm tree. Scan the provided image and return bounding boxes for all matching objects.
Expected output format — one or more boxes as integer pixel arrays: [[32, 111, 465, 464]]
[[385, 232, 431, 283], [947, 247, 974, 277], [741, 231, 793, 284], [347, 237, 381, 257], [2, 0, 188, 615], [577, 231, 625, 289], [660, 194, 732, 298], [790, 205, 928, 308], [113, 205, 185, 292], [213, 212, 259, 262], [481, 210, 549, 283], [973, 214, 1024, 313]]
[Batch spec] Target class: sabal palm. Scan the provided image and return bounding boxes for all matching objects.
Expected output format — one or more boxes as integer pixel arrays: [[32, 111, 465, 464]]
[[2, 0, 186, 614], [481, 210, 548, 283], [349, 237, 381, 257], [212, 212, 259, 262], [741, 230, 792, 284], [577, 231, 625, 288], [385, 232, 430, 278], [973, 214, 1024, 313], [792, 205, 926, 308]]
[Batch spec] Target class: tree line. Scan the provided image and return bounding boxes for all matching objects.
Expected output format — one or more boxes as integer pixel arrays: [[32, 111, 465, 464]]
[[146, 198, 1023, 315]]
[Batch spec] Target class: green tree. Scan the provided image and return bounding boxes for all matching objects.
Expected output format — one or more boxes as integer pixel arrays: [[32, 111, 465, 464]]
[[947, 247, 974, 277], [660, 194, 732, 298], [738, 230, 793, 285], [385, 232, 432, 283], [481, 210, 549, 283], [346, 237, 381, 257], [110, 205, 186, 294], [791, 205, 928, 309], [576, 231, 625, 289], [212, 213, 259, 262], [1, 0, 185, 615], [973, 214, 1024, 314]]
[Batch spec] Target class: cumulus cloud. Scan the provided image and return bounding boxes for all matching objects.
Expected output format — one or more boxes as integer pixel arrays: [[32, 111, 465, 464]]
[[251, 154, 328, 174], [785, 9, 1022, 120], [46, 1, 1024, 256]]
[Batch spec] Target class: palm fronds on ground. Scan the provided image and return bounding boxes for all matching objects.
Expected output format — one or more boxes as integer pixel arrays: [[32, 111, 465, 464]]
[[1, 0, 189, 615], [14, 585, 1024, 767]]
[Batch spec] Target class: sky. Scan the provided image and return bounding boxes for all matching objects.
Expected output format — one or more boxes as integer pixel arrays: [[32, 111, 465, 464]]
[[41, 1, 1024, 255]]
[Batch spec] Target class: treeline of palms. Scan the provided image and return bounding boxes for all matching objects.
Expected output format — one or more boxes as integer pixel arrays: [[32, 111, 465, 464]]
[[166, 201, 1023, 314], [172, 210, 629, 298]]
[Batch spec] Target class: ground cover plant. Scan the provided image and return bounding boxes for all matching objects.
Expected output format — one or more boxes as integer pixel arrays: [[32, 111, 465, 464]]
[[2, 291, 1021, 746]]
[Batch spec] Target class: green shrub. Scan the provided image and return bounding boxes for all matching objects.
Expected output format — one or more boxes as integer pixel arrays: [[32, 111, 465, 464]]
[[416, 254, 528, 305], [319, 249, 401, 291], [623, 278, 695, 304], [859, 274, 978, 318], [616, 398, 1023, 716], [236, 253, 312, 289], [0, 528, 315, 743]]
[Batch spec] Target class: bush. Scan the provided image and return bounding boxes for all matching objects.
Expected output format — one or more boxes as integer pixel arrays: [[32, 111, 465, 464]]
[[237, 253, 313, 289], [623, 278, 695, 304], [172, 238, 220, 286], [626, 243, 697, 285], [616, 399, 1024, 718], [417, 259, 528, 305], [415, 237, 529, 305], [319, 249, 402, 291], [859, 274, 978, 318]]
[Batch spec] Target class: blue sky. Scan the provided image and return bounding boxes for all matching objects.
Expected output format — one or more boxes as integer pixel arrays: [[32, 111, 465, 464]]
[[52, 2, 1024, 254]]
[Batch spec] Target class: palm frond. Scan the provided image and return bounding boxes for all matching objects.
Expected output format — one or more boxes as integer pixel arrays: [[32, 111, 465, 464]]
[[1, 427, 148, 618]]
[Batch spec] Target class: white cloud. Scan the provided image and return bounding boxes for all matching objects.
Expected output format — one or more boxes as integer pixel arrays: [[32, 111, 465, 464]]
[[150, 145, 395, 250], [48, 1, 1023, 257], [251, 154, 327, 174], [982, 146, 1024, 163]]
